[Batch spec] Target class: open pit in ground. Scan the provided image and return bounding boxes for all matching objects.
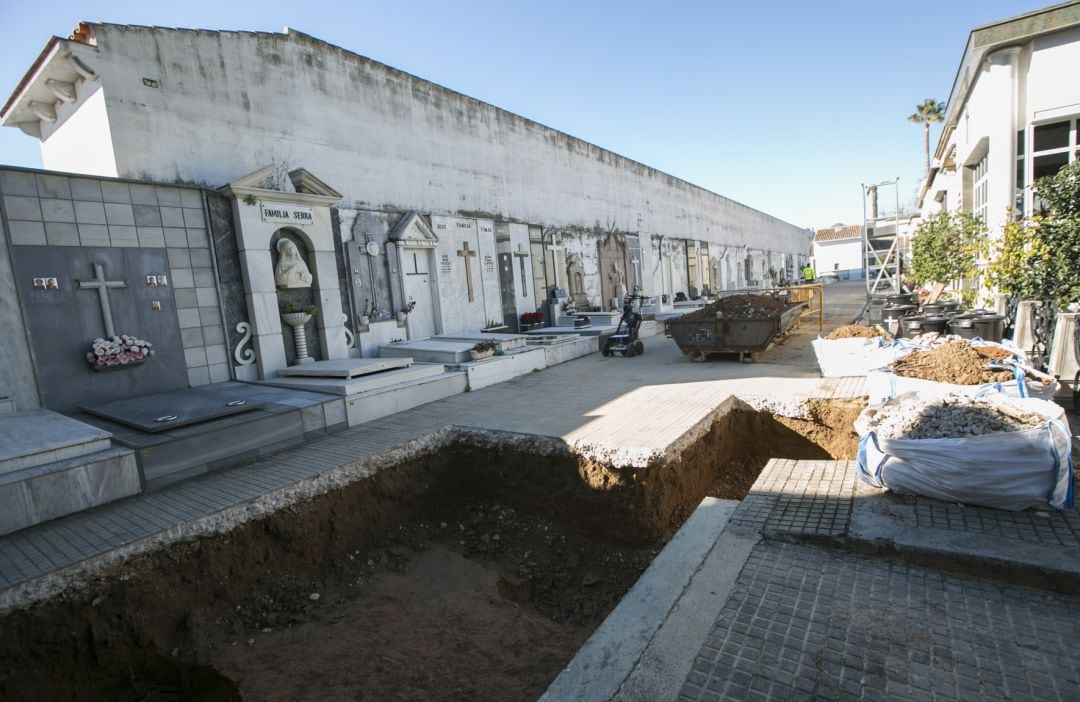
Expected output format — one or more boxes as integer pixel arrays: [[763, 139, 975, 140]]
[[0, 398, 863, 702]]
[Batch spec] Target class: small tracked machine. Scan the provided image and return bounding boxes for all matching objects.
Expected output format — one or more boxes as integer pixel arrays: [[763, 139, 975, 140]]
[[602, 294, 648, 357]]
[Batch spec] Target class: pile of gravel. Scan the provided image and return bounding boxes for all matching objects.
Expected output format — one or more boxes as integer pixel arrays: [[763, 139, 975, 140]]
[[857, 393, 1046, 440]]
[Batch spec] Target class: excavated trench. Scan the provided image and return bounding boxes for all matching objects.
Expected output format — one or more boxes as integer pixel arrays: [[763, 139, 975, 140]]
[[0, 398, 863, 702]]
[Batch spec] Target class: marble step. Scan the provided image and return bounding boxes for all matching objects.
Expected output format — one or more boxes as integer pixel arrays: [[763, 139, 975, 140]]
[[0, 446, 140, 536], [0, 410, 113, 476], [261, 363, 447, 396]]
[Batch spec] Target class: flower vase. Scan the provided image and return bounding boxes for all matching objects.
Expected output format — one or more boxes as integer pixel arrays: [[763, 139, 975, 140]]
[[281, 312, 314, 364]]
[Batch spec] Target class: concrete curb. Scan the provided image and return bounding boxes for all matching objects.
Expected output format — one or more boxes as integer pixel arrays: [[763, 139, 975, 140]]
[[540, 498, 746, 702]]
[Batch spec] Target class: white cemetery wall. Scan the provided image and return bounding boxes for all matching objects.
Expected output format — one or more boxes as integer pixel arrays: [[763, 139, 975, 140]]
[[39, 81, 119, 178], [29, 25, 810, 259], [560, 230, 604, 309]]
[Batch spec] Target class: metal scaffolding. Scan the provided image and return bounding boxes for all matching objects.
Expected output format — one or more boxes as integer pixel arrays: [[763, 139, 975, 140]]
[[861, 179, 902, 297]]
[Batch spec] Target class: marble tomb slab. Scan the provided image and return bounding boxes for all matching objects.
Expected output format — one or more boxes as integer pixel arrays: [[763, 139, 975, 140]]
[[525, 334, 580, 346], [527, 325, 613, 336], [579, 310, 622, 325], [80, 388, 264, 433], [432, 332, 528, 351], [0, 409, 113, 475], [379, 340, 477, 364], [278, 358, 412, 378], [262, 363, 447, 396]]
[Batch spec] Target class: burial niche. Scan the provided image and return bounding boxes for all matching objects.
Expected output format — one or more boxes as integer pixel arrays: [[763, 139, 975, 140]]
[[271, 229, 321, 364]]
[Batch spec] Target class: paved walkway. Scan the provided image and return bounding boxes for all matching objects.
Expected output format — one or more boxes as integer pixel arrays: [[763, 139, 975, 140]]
[[0, 282, 866, 607]]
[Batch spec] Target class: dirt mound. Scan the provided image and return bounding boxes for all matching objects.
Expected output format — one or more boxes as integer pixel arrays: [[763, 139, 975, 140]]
[[682, 294, 792, 320], [826, 324, 883, 340], [892, 341, 1015, 385]]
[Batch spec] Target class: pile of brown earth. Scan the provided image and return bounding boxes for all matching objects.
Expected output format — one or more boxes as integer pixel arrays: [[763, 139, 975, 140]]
[[825, 324, 884, 340], [682, 294, 792, 321], [892, 341, 1016, 385]]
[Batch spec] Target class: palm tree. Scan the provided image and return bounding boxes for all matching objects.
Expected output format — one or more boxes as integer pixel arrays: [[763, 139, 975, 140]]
[[908, 99, 945, 173]]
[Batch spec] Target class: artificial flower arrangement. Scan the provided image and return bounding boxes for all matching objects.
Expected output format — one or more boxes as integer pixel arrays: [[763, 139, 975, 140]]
[[86, 335, 154, 370]]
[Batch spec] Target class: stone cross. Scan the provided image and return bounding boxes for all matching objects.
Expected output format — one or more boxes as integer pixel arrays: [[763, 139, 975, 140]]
[[514, 243, 529, 297], [546, 240, 564, 288], [457, 240, 478, 302], [77, 262, 127, 338], [631, 256, 640, 289]]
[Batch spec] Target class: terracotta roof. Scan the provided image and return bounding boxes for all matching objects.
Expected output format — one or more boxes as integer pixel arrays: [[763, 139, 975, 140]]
[[813, 225, 862, 243]]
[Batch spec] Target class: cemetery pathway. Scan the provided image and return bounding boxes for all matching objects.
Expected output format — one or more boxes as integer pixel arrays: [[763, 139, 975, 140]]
[[4, 280, 1080, 702], [0, 281, 865, 603]]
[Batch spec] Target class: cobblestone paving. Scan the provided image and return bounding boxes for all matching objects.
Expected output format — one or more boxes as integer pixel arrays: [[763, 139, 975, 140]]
[[910, 496, 1080, 548], [730, 459, 856, 537], [680, 541, 1080, 702]]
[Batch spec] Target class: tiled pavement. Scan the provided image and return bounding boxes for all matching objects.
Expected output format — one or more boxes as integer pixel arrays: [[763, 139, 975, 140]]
[[679, 540, 1080, 702]]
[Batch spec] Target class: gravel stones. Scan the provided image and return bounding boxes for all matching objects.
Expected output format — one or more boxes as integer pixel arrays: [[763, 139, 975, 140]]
[[858, 393, 1046, 439]]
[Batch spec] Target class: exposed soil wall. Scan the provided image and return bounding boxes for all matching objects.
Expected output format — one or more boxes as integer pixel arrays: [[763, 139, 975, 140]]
[[0, 401, 862, 702]]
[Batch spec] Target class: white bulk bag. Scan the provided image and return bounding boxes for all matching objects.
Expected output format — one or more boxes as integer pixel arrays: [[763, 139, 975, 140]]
[[812, 337, 901, 377], [856, 395, 1073, 511], [866, 364, 1060, 405]]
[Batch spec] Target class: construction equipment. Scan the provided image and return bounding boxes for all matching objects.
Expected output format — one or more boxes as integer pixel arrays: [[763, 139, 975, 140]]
[[601, 295, 647, 357]]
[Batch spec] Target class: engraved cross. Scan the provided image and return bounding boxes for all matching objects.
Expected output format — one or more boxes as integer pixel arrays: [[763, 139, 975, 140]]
[[77, 262, 127, 338]]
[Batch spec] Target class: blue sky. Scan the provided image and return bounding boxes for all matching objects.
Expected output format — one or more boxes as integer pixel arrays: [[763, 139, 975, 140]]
[[0, 0, 1058, 228]]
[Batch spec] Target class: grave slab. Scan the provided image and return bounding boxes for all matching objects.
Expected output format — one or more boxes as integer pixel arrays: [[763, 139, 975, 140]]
[[379, 339, 476, 364], [432, 332, 528, 351], [278, 357, 412, 378], [0, 410, 113, 475], [79, 387, 264, 433], [526, 324, 615, 337], [261, 363, 446, 396], [525, 334, 580, 346], [579, 310, 622, 326]]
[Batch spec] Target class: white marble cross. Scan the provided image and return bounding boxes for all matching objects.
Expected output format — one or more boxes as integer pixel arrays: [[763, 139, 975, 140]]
[[514, 243, 529, 297], [546, 240, 564, 288], [631, 256, 640, 288], [77, 262, 127, 337]]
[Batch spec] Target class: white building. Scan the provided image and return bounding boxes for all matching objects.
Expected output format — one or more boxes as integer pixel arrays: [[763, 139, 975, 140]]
[[918, 2, 1080, 228], [811, 224, 863, 279]]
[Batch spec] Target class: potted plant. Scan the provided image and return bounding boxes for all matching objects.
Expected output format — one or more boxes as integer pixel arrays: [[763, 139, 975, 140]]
[[481, 319, 509, 333], [397, 299, 416, 323], [85, 334, 154, 371], [520, 311, 544, 330], [470, 339, 498, 360]]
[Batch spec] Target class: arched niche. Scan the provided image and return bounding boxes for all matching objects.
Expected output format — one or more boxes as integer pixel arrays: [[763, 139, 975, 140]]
[[221, 165, 343, 379]]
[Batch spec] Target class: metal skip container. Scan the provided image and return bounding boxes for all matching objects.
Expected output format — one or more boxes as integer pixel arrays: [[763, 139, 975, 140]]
[[666, 293, 806, 362]]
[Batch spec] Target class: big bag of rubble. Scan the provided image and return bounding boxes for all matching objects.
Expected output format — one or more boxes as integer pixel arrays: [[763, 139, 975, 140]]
[[865, 339, 1059, 405], [855, 392, 1074, 511], [812, 325, 899, 377]]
